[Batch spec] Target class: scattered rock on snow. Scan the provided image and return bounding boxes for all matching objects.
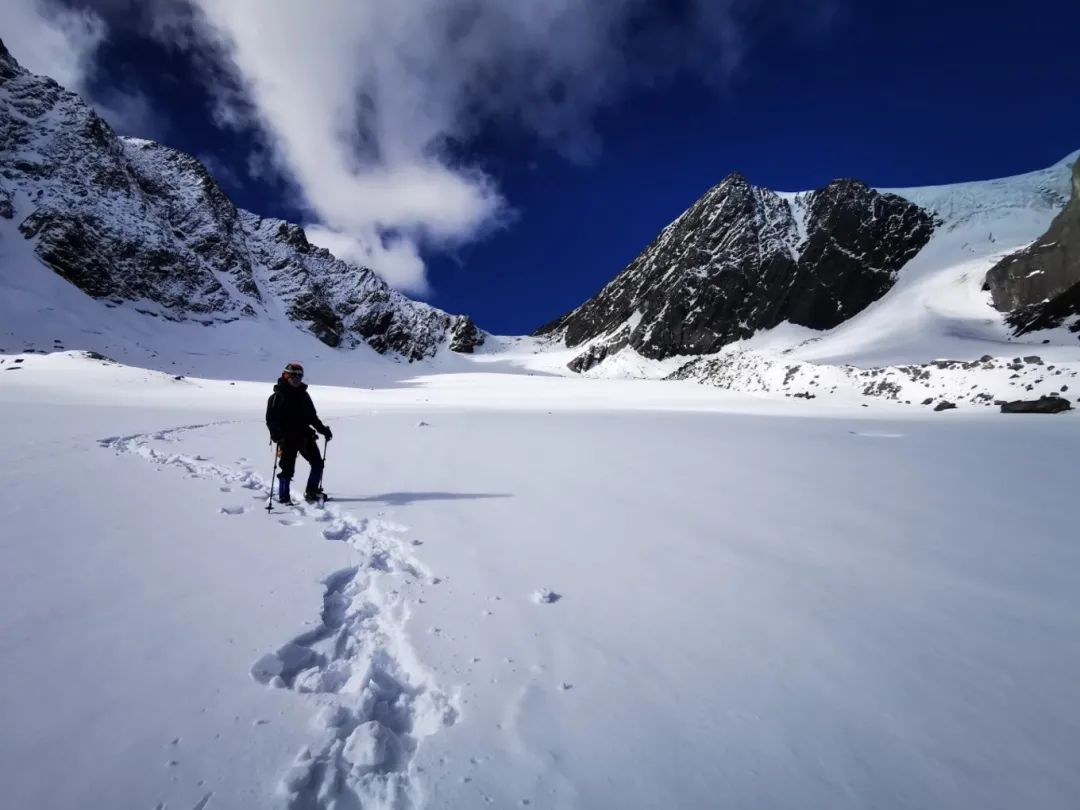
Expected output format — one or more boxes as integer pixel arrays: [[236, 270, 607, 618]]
[[533, 588, 562, 604], [934, 401, 957, 412], [1000, 396, 1073, 414]]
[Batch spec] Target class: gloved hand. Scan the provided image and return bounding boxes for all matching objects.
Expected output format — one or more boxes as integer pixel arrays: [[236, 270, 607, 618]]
[[318, 425, 333, 440]]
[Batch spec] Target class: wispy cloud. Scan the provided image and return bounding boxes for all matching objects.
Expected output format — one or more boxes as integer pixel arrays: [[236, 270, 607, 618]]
[[305, 224, 429, 296], [4, 0, 168, 137], [10, 0, 840, 294], [4, 0, 104, 90]]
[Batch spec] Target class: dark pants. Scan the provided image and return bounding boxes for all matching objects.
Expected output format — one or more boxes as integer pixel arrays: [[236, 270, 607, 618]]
[[278, 432, 324, 494]]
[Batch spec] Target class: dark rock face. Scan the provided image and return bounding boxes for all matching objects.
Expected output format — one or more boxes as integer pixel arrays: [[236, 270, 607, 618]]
[[537, 172, 934, 368], [0, 40, 482, 359], [448, 317, 485, 354], [13, 138, 252, 316], [1000, 395, 1073, 414], [988, 159, 1080, 334], [1007, 281, 1080, 337], [287, 288, 345, 348], [567, 331, 629, 373], [785, 181, 934, 328]]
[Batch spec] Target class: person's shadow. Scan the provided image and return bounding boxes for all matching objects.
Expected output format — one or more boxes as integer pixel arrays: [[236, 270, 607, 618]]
[[330, 492, 512, 506]]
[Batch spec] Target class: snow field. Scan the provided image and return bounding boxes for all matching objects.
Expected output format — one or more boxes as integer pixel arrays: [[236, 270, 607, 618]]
[[5, 356, 1078, 809]]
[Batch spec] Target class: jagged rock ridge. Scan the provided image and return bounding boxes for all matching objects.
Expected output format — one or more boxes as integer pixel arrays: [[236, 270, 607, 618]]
[[986, 158, 1080, 336], [0, 38, 483, 360], [537, 171, 935, 370]]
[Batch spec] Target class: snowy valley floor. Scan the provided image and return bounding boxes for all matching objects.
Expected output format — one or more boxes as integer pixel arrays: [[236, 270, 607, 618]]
[[1, 353, 1079, 810]]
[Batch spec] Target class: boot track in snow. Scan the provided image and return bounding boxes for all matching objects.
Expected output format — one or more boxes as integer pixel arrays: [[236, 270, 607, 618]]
[[99, 424, 458, 809]]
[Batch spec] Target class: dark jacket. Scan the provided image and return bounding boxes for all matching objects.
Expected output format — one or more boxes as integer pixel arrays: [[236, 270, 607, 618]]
[[266, 379, 327, 443]]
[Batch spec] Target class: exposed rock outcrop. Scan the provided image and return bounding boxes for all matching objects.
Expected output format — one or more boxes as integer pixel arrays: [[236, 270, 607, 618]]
[[448, 316, 485, 353], [987, 159, 1080, 336], [1000, 395, 1073, 414], [669, 350, 1079, 409]]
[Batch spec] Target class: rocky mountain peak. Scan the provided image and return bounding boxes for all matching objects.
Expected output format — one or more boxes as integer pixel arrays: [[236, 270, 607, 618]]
[[274, 221, 312, 251], [0, 38, 15, 74], [718, 170, 750, 187], [537, 172, 935, 370]]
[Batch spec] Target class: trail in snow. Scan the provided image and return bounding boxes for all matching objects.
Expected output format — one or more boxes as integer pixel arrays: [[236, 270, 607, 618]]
[[99, 424, 458, 810]]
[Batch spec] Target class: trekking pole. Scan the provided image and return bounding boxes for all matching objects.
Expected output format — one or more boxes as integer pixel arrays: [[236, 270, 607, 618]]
[[322, 436, 329, 495], [267, 442, 279, 514]]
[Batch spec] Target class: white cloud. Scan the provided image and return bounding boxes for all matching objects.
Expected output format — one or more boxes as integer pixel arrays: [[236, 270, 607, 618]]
[[3, 0, 168, 139], [184, 1, 508, 247], [3, 0, 105, 90], [306, 224, 428, 296], [176, 0, 758, 291]]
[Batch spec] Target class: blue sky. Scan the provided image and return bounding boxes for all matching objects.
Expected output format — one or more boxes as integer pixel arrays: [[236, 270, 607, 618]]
[[9, 0, 1080, 334], [426, 1, 1080, 330]]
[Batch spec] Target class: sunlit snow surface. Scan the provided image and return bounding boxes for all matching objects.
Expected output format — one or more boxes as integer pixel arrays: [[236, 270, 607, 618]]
[[1, 350, 1077, 810]]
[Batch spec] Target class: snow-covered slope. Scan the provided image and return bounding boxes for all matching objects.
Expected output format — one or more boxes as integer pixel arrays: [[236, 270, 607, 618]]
[[548, 152, 1080, 411], [0, 39, 483, 370], [797, 150, 1080, 365]]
